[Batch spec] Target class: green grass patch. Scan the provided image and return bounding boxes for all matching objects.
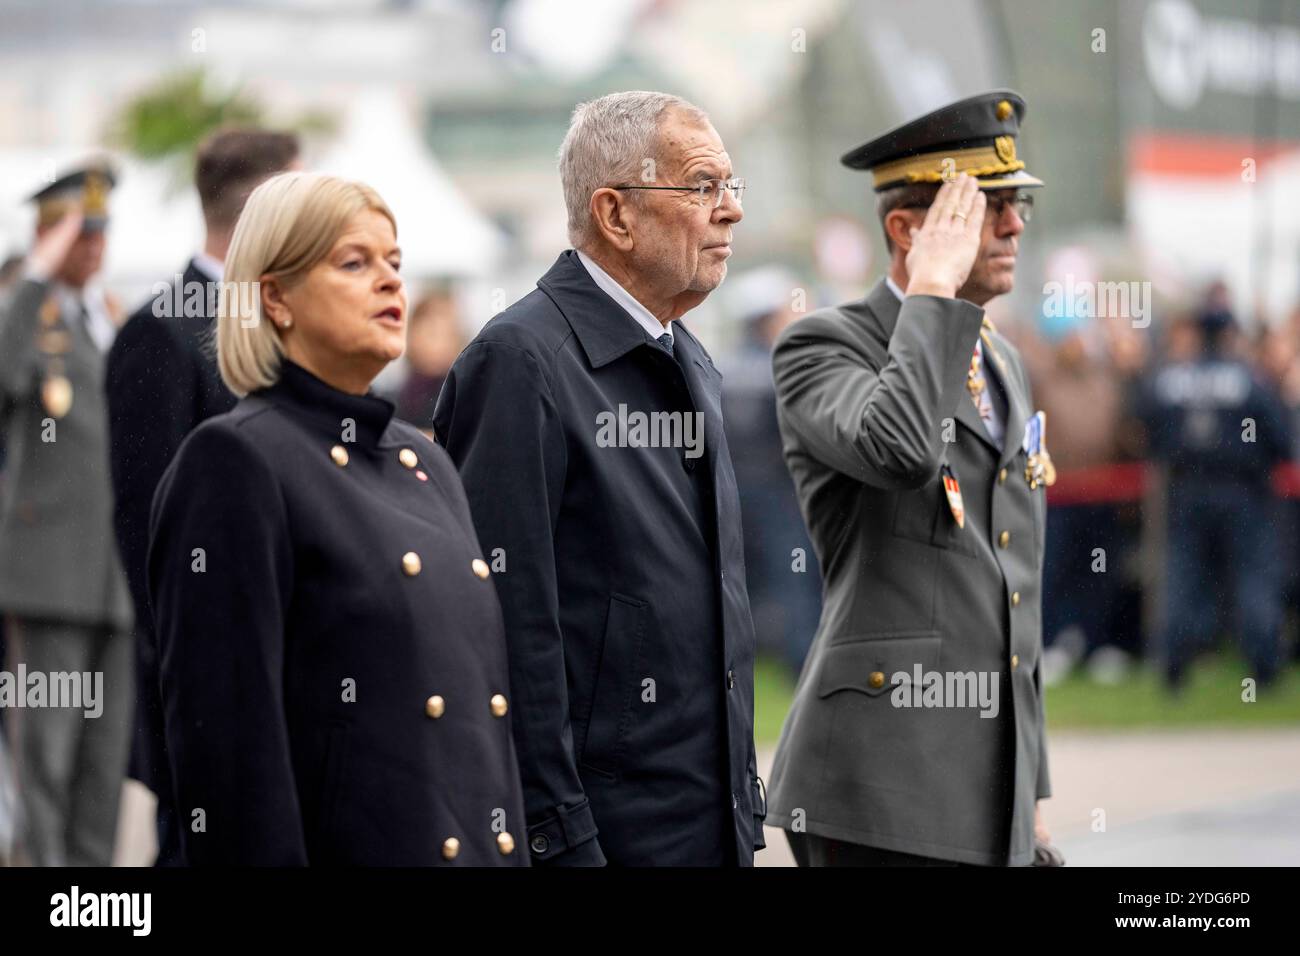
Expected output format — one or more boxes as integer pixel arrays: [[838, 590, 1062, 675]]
[[1042, 651, 1300, 730], [753, 650, 1300, 747], [755, 655, 798, 746]]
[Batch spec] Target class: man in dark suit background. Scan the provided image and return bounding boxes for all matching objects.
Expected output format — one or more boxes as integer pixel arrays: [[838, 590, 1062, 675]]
[[434, 91, 764, 865], [105, 127, 299, 865]]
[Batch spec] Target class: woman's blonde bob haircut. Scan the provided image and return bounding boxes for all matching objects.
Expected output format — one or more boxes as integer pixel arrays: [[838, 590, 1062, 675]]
[[217, 171, 397, 396]]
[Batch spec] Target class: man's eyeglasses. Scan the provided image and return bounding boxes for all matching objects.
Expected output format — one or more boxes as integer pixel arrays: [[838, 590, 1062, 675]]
[[613, 177, 746, 209], [900, 191, 1034, 223]]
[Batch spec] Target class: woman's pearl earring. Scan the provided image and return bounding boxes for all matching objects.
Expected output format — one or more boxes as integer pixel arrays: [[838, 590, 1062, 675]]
[[280, 318, 292, 329]]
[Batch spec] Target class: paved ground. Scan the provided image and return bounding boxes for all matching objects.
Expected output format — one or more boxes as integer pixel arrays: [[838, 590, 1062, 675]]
[[112, 727, 1300, 866], [754, 728, 1300, 867]]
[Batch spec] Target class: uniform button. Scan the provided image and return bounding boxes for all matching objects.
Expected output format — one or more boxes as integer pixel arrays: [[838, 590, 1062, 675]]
[[425, 695, 445, 719], [442, 837, 460, 860], [1011, 591, 1021, 607], [1011, 654, 1020, 670], [998, 467, 1007, 484], [727, 669, 735, 690], [732, 792, 739, 810], [530, 833, 550, 855], [490, 693, 508, 717], [682, 456, 695, 473], [497, 832, 515, 855], [998, 530, 1011, 548], [330, 444, 349, 467], [868, 671, 885, 689], [399, 448, 418, 469], [402, 551, 422, 576], [472, 558, 490, 579]]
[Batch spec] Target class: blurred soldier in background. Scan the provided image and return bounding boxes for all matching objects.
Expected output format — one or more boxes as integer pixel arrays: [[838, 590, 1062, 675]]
[[106, 127, 300, 865], [0, 162, 133, 865], [720, 266, 821, 674], [1140, 282, 1292, 691]]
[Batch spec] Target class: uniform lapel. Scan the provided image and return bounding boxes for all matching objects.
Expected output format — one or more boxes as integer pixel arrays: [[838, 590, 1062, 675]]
[[954, 380, 1000, 455], [870, 278, 1001, 456], [986, 332, 1028, 468]]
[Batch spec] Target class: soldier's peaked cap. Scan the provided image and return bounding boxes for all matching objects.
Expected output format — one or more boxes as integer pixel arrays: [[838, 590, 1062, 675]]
[[28, 160, 117, 231], [841, 89, 1044, 192]]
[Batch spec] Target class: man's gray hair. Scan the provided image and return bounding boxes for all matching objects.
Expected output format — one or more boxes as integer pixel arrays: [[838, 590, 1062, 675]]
[[558, 91, 709, 248]]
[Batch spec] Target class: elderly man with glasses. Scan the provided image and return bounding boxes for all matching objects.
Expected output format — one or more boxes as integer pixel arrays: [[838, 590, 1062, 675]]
[[434, 91, 763, 866], [765, 90, 1064, 867]]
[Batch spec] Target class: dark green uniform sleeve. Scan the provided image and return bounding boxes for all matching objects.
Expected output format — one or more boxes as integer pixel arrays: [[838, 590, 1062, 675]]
[[0, 278, 50, 402], [772, 295, 985, 489]]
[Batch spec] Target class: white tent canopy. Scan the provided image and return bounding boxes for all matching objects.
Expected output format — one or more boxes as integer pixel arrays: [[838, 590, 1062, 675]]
[[0, 90, 503, 291], [315, 88, 506, 280]]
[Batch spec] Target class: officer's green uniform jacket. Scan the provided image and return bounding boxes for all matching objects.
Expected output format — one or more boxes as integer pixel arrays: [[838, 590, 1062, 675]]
[[765, 280, 1050, 866], [0, 277, 131, 630]]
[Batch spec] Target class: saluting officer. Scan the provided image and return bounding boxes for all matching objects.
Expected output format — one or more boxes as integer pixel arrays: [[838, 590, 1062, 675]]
[[0, 163, 133, 866], [148, 173, 527, 865], [765, 92, 1061, 866]]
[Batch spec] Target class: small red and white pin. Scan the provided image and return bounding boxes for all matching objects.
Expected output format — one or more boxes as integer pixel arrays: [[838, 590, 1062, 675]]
[[941, 464, 965, 529]]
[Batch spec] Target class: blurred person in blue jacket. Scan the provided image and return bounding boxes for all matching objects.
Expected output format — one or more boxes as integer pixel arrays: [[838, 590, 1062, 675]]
[[720, 266, 821, 674], [1139, 282, 1292, 690]]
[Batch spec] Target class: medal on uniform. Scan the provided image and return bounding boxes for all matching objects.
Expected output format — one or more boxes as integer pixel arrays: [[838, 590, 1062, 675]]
[[1021, 411, 1056, 488], [941, 463, 965, 529], [42, 370, 73, 418], [39, 295, 61, 328], [37, 296, 74, 418]]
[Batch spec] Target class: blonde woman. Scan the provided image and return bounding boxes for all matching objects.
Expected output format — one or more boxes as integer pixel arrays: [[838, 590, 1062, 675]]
[[148, 172, 526, 865]]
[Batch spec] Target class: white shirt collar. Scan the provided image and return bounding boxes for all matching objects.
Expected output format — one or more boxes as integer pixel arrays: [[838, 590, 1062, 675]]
[[575, 249, 672, 344], [192, 252, 224, 282]]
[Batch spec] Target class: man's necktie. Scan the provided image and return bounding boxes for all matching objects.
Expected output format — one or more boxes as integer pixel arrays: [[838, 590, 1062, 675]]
[[967, 317, 1006, 446], [656, 332, 674, 357]]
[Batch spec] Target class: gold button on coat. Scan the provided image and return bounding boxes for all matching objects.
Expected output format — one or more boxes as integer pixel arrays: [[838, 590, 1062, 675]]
[[1011, 591, 1021, 607], [998, 468, 1007, 484], [497, 832, 515, 855], [399, 448, 418, 469], [998, 531, 1011, 548], [425, 695, 445, 719], [490, 693, 508, 717], [402, 552, 422, 576], [1011, 654, 1020, 669], [442, 837, 460, 860], [868, 671, 885, 689], [472, 558, 490, 579], [330, 445, 349, 467]]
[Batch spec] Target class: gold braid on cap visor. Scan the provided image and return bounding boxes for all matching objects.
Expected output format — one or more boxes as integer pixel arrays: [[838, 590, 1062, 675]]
[[871, 139, 1025, 189]]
